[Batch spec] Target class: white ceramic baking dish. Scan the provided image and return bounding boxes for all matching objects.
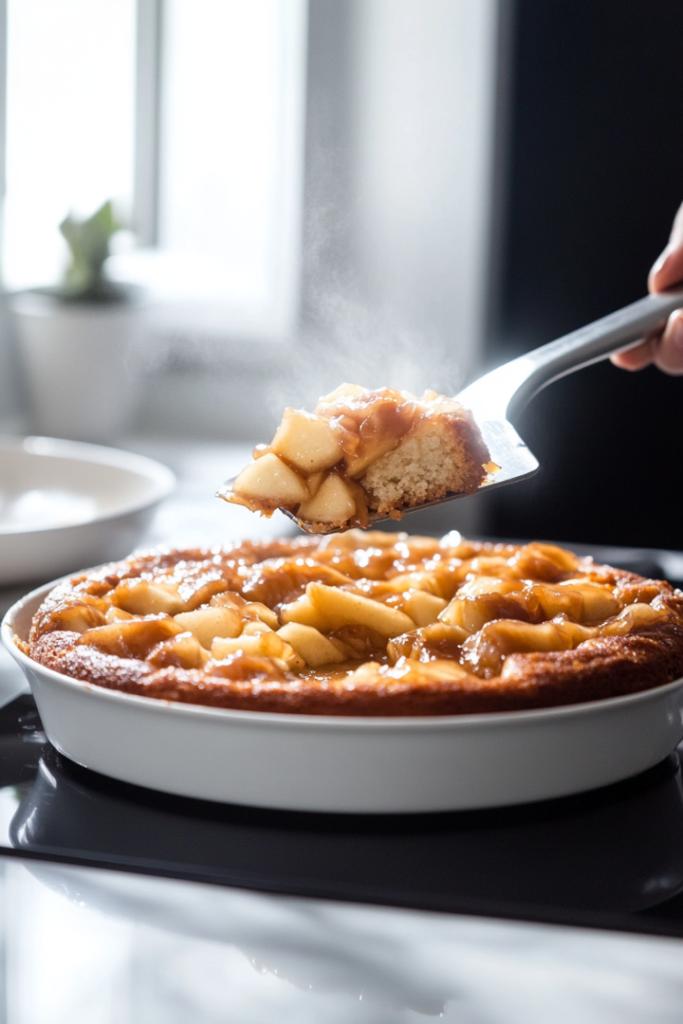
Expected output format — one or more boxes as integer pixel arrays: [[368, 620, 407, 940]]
[[3, 578, 683, 814]]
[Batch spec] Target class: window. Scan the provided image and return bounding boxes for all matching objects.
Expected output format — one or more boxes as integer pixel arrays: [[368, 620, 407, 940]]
[[3, 0, 136, 291], [3, 0, 308, 344], [153, 0, 308, 341]]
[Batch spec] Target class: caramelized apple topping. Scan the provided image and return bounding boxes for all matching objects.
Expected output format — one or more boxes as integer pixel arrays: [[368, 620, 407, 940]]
[[28, 532, 683, 713]]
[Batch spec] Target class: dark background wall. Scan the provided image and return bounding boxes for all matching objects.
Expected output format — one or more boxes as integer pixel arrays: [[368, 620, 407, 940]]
[[486, 0, 683, 550]]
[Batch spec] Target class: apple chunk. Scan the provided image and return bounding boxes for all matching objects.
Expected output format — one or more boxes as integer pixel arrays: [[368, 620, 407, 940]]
[[271, 410, 343, 473], [111, 579, 186, 616], [297, 473, 356, 525], [232, 453, 309, 506], [78, 617, 185, 658], [279, 592, 326, 630], [211, 631, 304, 669], [174, 607, 242, 649], [147, 632, 209, 669], [401, 590, 448, 627], [277, 622, 347, 667], [307, 582, 416, 637]]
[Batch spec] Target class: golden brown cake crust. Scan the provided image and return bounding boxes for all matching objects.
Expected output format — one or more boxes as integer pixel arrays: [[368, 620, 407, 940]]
[[24, 533, 683, 717]]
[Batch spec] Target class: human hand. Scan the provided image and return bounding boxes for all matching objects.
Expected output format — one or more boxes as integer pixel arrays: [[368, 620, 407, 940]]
[[611, 201, 683, 374]]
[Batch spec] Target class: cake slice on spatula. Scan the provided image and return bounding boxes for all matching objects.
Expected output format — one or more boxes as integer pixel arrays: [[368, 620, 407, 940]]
[[220, 384, 493, 532]]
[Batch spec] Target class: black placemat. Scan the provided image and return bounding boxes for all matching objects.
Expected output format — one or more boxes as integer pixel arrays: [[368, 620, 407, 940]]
[[1, 693, 683, 938], [3, 541, 683, 937]]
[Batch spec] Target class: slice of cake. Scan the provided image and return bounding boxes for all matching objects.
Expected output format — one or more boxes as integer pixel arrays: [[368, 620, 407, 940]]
[[222, 384, 491, 531]]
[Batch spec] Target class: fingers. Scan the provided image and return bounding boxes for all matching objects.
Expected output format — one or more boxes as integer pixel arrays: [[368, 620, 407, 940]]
[[653, 308, 683, 375], [649, 200, 683, 293], [649, 246, 683, 293], [610, 310, 683, 374], [612, 200, 683, 374], [625, 200, 683, 375], [610, 337, 656, 371]]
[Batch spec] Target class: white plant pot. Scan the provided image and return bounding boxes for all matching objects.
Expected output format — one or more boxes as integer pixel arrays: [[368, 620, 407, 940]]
[[11, 291, 145, 443]]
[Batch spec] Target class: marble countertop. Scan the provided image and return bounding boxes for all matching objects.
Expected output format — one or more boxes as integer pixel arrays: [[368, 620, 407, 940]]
[[2, 854, 682, 1024]]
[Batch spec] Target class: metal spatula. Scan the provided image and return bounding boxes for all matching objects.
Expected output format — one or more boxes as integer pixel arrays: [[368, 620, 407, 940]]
[[220, 289, 683, 533]]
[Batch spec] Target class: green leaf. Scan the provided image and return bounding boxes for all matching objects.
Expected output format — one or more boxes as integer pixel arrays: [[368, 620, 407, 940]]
[[58, 200, 124, 300]]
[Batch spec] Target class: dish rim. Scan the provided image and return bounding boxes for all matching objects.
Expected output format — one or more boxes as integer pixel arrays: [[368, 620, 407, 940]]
[[5, 577, 683, 732], [0, 435, 176, 537]]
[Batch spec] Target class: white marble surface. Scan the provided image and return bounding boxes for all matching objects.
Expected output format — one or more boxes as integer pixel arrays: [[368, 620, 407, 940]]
[[4, 858, 683, 1023]]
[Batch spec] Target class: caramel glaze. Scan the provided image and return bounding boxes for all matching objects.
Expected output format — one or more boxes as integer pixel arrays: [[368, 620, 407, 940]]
[[25, 533, 683, 716], [249, 388, 490, 527], [315, 387, 427, 477]]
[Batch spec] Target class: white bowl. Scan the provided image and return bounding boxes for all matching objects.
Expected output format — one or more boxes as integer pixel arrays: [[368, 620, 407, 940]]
[[4, 578, 683, 814], [0, 436, 175, 585]]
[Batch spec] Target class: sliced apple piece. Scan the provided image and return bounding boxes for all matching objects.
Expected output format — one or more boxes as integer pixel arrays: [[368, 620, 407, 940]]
[[401, 590, 448, 627], [105, 606, 134, 623], [78, 616, 185, 658], [602, 602, 666, 636], [297, 473, 356, 525], [210, 591, 247, 610], [174, 607, 242, 649], [271, 409, 343, 473], [51, 602, 107, 633], [306, 471, 325, 497], [111, 579, 186, 616], [211, 631, 304, 669], [279, 592, 328, 630], [307, 582, 415, 637], [438, 596, 497, 635], [241, 619, 273, 636], [277, 622, 348, 667], [556, 581, 620, 622], [243, 602, 280, 629], [147, 632, 209, 669], [232, 453, 309, 507]]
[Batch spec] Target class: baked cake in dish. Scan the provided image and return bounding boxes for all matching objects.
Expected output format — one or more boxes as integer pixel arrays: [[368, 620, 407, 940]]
[[21, 531, 683, 716], [223, 384, 492, 530]]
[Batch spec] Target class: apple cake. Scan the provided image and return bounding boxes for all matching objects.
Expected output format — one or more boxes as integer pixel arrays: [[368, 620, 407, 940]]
[[222, 384, 492, 530], [21, 531, 683, 716]]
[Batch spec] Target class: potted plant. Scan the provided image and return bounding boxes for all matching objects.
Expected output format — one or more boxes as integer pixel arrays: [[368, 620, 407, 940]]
[[11, 201, 145, 443]]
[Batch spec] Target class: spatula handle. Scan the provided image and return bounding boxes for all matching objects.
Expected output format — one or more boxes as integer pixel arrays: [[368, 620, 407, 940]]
[[459, 288, 683, 421]]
